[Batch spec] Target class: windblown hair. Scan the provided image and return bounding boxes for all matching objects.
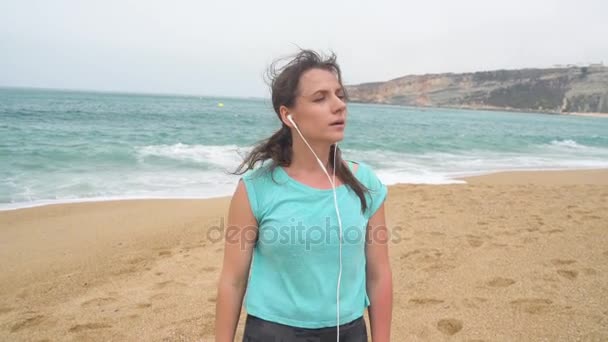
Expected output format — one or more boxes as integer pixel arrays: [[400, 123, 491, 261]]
[[233, 49, 369, 213]]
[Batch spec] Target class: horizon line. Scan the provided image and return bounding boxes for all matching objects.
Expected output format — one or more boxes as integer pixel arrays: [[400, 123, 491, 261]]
[[2, 62, 605, 98]]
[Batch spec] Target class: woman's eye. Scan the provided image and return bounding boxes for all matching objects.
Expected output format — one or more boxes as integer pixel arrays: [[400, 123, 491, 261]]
[[314, 97, 325, 102]]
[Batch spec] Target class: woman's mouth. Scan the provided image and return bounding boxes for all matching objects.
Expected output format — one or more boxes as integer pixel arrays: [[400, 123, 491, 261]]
[[330, 119, 345, 129]]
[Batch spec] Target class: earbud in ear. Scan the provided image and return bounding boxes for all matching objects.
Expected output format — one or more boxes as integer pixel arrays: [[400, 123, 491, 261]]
[[287, 114, 295, 126]]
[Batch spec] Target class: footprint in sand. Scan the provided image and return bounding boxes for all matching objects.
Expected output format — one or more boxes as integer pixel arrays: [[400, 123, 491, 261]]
[[422, 263, 455, 273], [400, 249, 421, 260], [436, 319, 463, 336], [126, 256, 147, 265], [153, 280, 187, 290], [551, 259, 577, 266], [556, 269, 578, 280], [208, 296, 217, 303], [136, 303, 152, 309], [497, 230, 518, 237], [10, 315, 45, 332], [150, 293, 170, 301], [418, 252, 442, 263], [510, 298, 553, 314], [462, 297, 488, 309], [155, 281, 173, 289], [408, 298, 444, 305], [582, 268, 598, 276], [467, 238, 483, 248], [81, 297, 117, 307], [172, 314, 206, 326], [574, 209, 592, 215], [112, 266, 137, 276], [465, 234, 485, 248], [158, 250, 172, 257], [0, 307, 13, 315], [153, 304, 177, 314], [201, 266, 217, 272], [542, 229, 564, 234], [68, 322, 112, 333], [487, 277, 516, 287]]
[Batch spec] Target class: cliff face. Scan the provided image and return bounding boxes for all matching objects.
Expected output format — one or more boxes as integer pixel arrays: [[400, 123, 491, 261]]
[[346, 66, 608, 113]]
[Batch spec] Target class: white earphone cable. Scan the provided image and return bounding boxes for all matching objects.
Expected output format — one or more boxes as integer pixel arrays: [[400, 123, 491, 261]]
[[333, 143, 343, 342], [287, 115, 343, 342]]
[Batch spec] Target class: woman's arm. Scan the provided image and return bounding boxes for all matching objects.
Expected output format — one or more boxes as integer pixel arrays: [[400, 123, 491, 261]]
[[365, 203, 393, 342], [215, 180, 258, 342]]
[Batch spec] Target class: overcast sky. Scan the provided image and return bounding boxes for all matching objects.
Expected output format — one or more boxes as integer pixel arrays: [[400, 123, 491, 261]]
[[1, 0, 606, 98]]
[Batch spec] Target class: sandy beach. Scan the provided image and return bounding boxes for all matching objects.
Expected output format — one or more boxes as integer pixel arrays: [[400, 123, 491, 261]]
[[1, 169, 607, 341]]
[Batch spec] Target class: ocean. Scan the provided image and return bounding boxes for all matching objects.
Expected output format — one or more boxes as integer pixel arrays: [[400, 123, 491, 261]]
[[2, 87, 608, 211]]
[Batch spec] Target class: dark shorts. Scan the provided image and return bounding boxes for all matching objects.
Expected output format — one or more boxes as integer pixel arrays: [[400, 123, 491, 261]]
[[242, 314, 368, 342]]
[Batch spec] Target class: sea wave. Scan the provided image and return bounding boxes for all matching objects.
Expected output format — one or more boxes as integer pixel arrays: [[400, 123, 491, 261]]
[[136, 143, 248, 169]]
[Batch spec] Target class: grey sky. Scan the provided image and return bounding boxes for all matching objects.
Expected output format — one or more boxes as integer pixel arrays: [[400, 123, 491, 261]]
[[1, 0, 606, 98]]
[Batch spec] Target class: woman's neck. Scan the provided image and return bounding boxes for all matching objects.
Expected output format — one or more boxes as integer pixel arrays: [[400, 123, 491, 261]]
[[288, 136, 335, 174]]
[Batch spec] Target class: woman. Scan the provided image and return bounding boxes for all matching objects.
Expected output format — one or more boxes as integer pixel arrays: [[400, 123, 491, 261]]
[[215, 50, 392, 342]]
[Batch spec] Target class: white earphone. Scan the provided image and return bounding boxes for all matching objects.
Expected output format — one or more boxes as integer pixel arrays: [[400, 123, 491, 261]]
[[287, 114, 344, 342]]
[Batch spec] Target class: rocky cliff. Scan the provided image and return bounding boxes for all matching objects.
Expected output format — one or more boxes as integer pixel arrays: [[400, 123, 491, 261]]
[[346, 66, 608, 114]]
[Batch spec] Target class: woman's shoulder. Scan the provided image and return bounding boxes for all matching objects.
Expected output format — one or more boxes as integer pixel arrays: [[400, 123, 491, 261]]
[[346, 159, 387, 218], [346, 159, 383, 186], [345, 159, 373, 176], [242, 161, 276, 180], [241, 161, 287, 193]]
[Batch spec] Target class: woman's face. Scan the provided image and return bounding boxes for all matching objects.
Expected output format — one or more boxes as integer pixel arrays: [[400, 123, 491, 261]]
[[287, 68, 347, 144]]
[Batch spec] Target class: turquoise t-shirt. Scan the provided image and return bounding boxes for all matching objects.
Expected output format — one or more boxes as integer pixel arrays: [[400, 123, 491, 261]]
[[240, 160, 388, 328]]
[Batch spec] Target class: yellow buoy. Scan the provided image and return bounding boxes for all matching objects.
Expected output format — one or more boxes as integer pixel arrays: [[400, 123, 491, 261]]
[[218, 102, 224, 107]]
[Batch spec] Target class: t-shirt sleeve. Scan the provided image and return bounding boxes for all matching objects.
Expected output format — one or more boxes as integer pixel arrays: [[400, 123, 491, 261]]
[[240, 170, 260, 222], [362, 163, 388, 220]]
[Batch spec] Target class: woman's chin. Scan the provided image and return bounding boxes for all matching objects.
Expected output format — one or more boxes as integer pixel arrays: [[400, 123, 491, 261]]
[[326, 133, 345, 143]]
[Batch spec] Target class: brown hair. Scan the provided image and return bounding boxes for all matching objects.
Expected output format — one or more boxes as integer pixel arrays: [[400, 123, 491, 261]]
[[233, 49, 369, 213]]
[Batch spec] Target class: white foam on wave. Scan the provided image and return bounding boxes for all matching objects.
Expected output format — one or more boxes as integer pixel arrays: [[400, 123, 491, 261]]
[[4, 142, 608, 211], [549, 139, 585, 149], [1, 168, 241, 211], [136, 143, 249, 169], [2, 143, 257, 210], [345, 145, 608, 185], [537, 139, 608, 159], [0, 192, 235, 212]]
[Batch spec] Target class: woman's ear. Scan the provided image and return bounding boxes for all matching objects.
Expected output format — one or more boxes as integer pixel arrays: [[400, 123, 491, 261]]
[[279, 105, 292, 127]]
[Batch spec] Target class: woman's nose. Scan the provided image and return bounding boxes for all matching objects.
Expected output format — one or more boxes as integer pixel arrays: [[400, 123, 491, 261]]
[[332, 94, 346, 113]]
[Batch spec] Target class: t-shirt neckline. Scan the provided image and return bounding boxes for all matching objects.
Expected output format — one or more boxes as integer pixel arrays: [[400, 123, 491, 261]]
[[276, 160, 361, 193]]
